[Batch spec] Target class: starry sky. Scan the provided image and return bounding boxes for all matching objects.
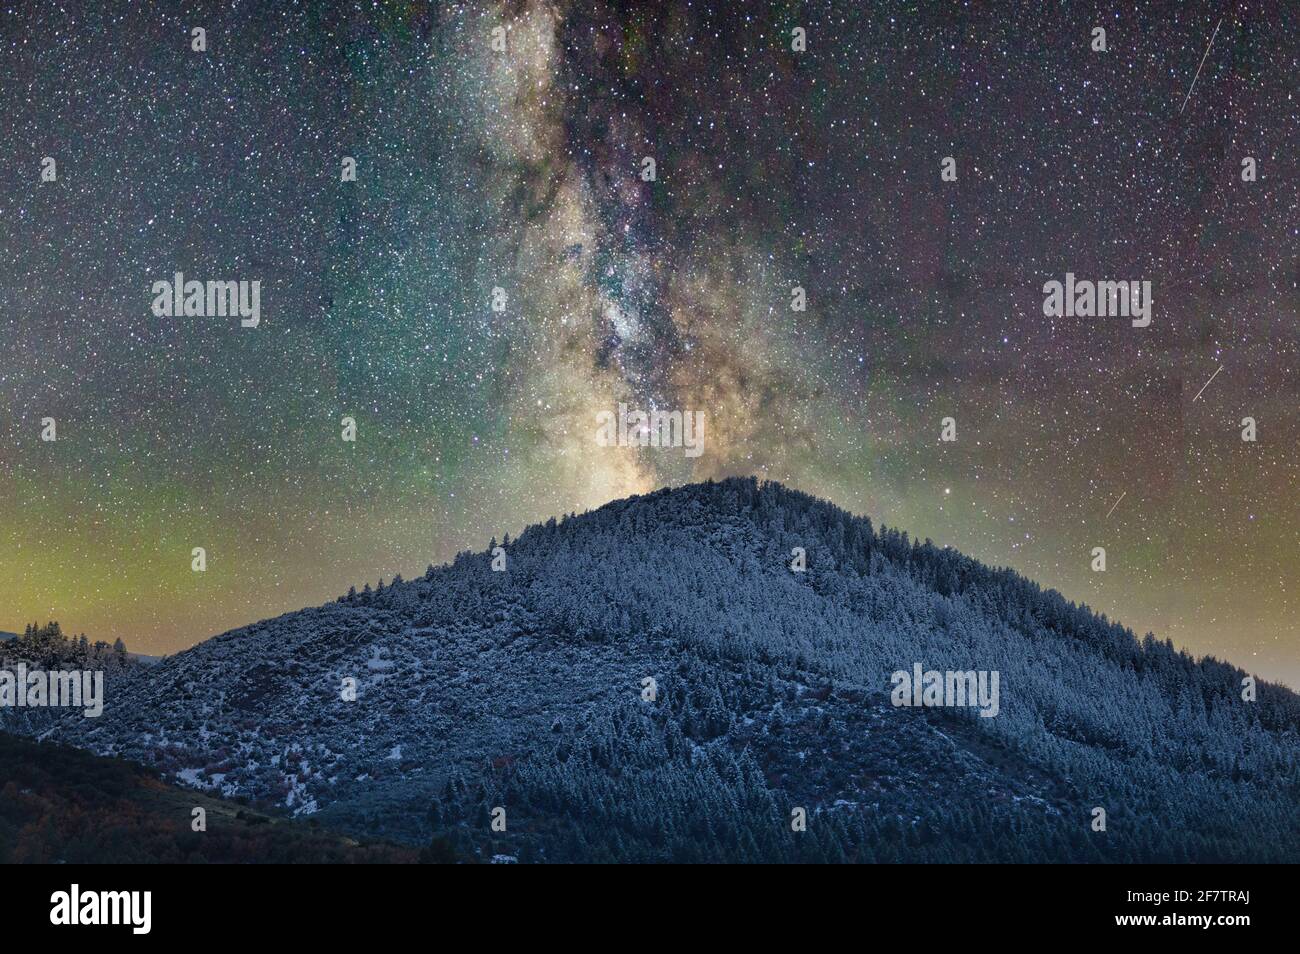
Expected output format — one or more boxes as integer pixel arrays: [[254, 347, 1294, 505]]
[[1, 1, 1297, 687]]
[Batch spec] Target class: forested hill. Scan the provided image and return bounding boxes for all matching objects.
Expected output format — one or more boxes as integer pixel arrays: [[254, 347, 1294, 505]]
[[24, 477, 1300, 862], [0, 732, 416, 863]]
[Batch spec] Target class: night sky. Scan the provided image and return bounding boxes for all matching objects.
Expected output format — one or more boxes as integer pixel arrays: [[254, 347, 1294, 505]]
[[2, 2, 1297, 687]]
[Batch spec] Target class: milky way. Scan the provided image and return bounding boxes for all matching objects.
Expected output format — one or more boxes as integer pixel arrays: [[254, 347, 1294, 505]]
[[1, 2, 1297, 686]]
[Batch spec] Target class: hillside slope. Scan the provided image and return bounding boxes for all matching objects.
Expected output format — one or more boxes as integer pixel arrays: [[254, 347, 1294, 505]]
[[22, 478, 1300, 862], [0, 732, 416, 863]]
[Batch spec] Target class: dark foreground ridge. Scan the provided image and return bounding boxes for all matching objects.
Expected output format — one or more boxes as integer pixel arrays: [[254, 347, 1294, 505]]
[[0, 731, 415, 863], [10, 478, 1299, 862]]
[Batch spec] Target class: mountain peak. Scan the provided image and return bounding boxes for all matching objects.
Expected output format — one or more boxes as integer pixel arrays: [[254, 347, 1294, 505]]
[[15, 478, 1299, 863]]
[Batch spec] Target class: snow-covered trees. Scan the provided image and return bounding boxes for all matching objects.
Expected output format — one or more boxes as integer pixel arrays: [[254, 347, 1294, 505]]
[[17, 478, 1300, 862]]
